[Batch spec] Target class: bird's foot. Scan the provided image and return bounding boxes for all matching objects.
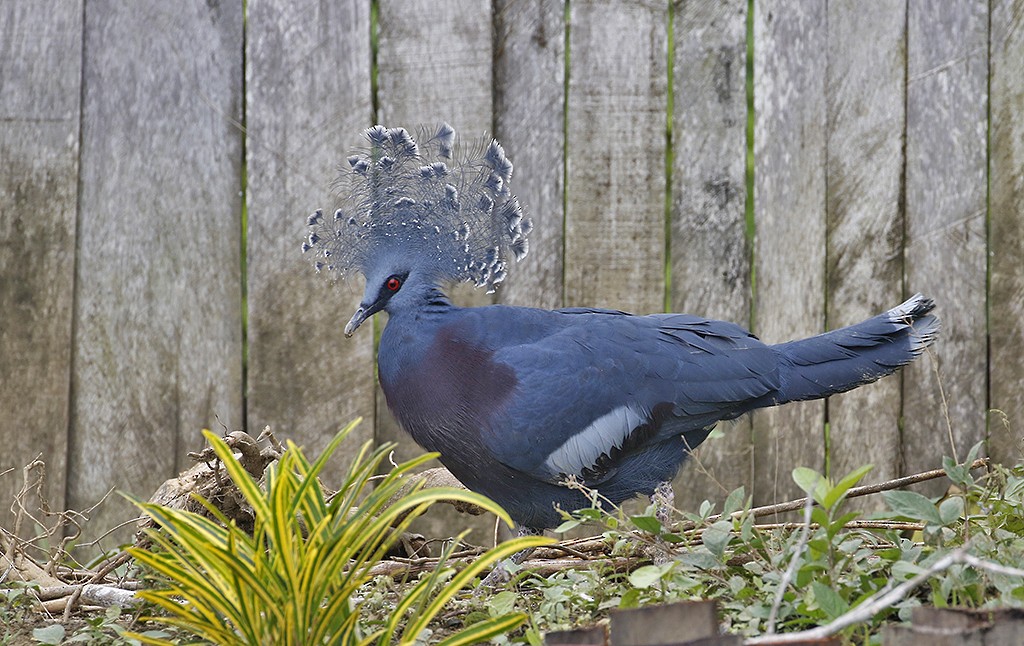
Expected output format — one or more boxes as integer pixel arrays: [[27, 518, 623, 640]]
[[648, 480, 677, 564], [477, 560, 514, 590], [653, 480, 675, 529], [475, 527, 542, 592]]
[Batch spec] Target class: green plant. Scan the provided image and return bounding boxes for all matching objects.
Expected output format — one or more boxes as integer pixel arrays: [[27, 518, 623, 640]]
[[126, 419, 550, 645], [506, 453, 1024, 644]]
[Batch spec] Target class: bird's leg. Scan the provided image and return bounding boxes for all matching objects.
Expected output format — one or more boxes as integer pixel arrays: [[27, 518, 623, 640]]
[[650, 480, 676, 564], [478, 525, 543, 589], [653, 480, 675, 529]]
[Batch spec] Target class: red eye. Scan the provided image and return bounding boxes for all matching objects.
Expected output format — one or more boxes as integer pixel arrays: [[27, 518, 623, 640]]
[[385, 276, 402, 292]]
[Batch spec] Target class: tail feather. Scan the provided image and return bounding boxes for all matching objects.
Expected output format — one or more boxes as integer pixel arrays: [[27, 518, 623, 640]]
[[772, 294, 939, 404]]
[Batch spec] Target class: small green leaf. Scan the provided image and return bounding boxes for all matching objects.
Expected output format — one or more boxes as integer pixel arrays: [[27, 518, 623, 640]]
[[630, 515, 662, 534], [702, 520, 733, 559], [824, 464, 873, 510], [793, 467, 823, 496], [32, 625, 65, 645], [488, 590, 519, 618], [698, 499, 713, 519], [811, 581, 849, 620], [553, 518, 581, 533], [939, 496, 965, 525], [811, 506, 830, 529], [883, 490, 943, 525], [619, 588, 642, 608], [722, 486, 747, 516], [892, 560, 925, 580], [628, 563, 672, 589], [828, 511, 861, 538]]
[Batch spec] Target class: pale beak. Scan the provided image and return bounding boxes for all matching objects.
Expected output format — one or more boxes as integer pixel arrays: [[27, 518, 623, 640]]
[[344, 307, 367, 337]]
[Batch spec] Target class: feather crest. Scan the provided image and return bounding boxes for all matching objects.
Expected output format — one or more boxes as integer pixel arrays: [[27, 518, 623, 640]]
[[304, 123, 531, 292]]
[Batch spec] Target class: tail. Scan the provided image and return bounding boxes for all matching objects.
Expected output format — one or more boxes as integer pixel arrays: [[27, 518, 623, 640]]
[[771, 294, 939, 404]]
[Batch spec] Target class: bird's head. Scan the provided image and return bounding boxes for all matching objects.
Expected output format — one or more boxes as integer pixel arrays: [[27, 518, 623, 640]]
[[303, 122, 532, 335], [343, 255, 440, 337]]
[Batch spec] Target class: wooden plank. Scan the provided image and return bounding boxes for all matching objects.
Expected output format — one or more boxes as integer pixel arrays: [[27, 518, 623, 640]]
[[824, 1, 906, 506], [903, 1, 988, 493], [245, 2, 375, 482], [751, 0, 828, 506], [377, 0, 492, 135], [564, 0, 667, 313], [669, 0, 752, 510], [988, 0, 1024, 467], [494, 0, 565, 310], [68, 2, 243, 543], [0, 0, 82, 531], [609, 601, 723, 645], [375, 0, 497, 542]]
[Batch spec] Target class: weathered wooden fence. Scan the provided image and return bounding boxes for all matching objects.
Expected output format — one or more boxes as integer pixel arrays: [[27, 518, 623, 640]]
[[2, 0, 1022, 545]]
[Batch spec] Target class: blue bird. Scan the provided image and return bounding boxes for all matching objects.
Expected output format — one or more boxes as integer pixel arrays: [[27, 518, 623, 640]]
[[304, 124, 939, 540]]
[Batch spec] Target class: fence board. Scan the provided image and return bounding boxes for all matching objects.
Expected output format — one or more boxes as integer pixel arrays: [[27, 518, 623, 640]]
[[245, 1, 375, 484], [903, 1, 988, 492], [68, 2, 243, 544], [751, 0, 828, 505], [988, 0, 1024, 466], [375, 0, 497, 542], [565, 0, 667, 313], [0, 0, 81, 530], [824, 1, 905, 502], [669, 0, 752, 509], [494, 0, 566, 310]]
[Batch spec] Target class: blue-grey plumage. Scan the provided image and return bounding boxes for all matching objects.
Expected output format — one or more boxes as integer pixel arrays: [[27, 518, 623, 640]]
[[306, 123, 940, 534]]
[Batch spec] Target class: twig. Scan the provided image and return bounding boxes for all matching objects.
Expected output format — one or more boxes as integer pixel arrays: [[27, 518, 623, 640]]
[[88, 550, 132, 584], [744, 548, 1024, 644], [959, 553, 1024, 578], [766, 492, 814, 634], [746, 548, 965, 644], [706, 458, 989, 524], [753, 520, 924, 532]]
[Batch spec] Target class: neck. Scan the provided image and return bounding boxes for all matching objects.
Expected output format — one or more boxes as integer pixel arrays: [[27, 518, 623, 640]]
[[421, 284, 453, 312], [385, 281, 455, 320]]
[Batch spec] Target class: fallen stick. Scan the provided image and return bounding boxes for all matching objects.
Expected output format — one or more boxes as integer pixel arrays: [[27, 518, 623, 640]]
[[705, 458, 989, 525]]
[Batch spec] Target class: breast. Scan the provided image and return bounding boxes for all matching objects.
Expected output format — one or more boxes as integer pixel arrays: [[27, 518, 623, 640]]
[[379, 322, 518, 457]]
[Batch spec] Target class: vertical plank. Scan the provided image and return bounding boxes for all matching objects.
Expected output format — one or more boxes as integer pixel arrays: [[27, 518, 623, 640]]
[[0, 0, 82, 530], [565, 0, 667, 313], [824, 1, 906, 504], [377, 0, 493, 133], [375, 0, 497, 542], [903, 1, 987, 492], [246, 2, 375, 482], [494, 0, 565, 310], [751, 0, 828, 505], [988, 0, 1024, 466], [69, 2, 243, 543], [670, 0, 752, 509]]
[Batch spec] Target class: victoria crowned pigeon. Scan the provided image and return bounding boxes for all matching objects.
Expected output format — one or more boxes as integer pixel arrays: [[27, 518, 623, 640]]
[[303, 123, 939, 539]]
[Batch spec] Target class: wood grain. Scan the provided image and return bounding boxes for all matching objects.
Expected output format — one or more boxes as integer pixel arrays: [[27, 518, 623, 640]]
[[824, 0, 906, 505], [245, 1, 376, 484], [494, 0, 566, 310], [564, 0, 668, 313], [68, 2, 244, 543], [0, 0, 82, 530], [670, 0, 753, 510], [903, 1, 988, 492], [751, 0, 828, 506], [988, 0, 1024, 466], [377, 0, 493, 135]]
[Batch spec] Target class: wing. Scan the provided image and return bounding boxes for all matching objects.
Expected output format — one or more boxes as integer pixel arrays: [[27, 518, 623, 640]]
[[473, 308, 783, 485]]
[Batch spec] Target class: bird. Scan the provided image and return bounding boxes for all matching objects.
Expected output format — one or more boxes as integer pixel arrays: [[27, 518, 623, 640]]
[[303, 123, 939, 541]]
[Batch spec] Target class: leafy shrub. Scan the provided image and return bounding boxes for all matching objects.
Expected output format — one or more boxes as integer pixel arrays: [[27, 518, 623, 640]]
[[127, 419, 550, 645]]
